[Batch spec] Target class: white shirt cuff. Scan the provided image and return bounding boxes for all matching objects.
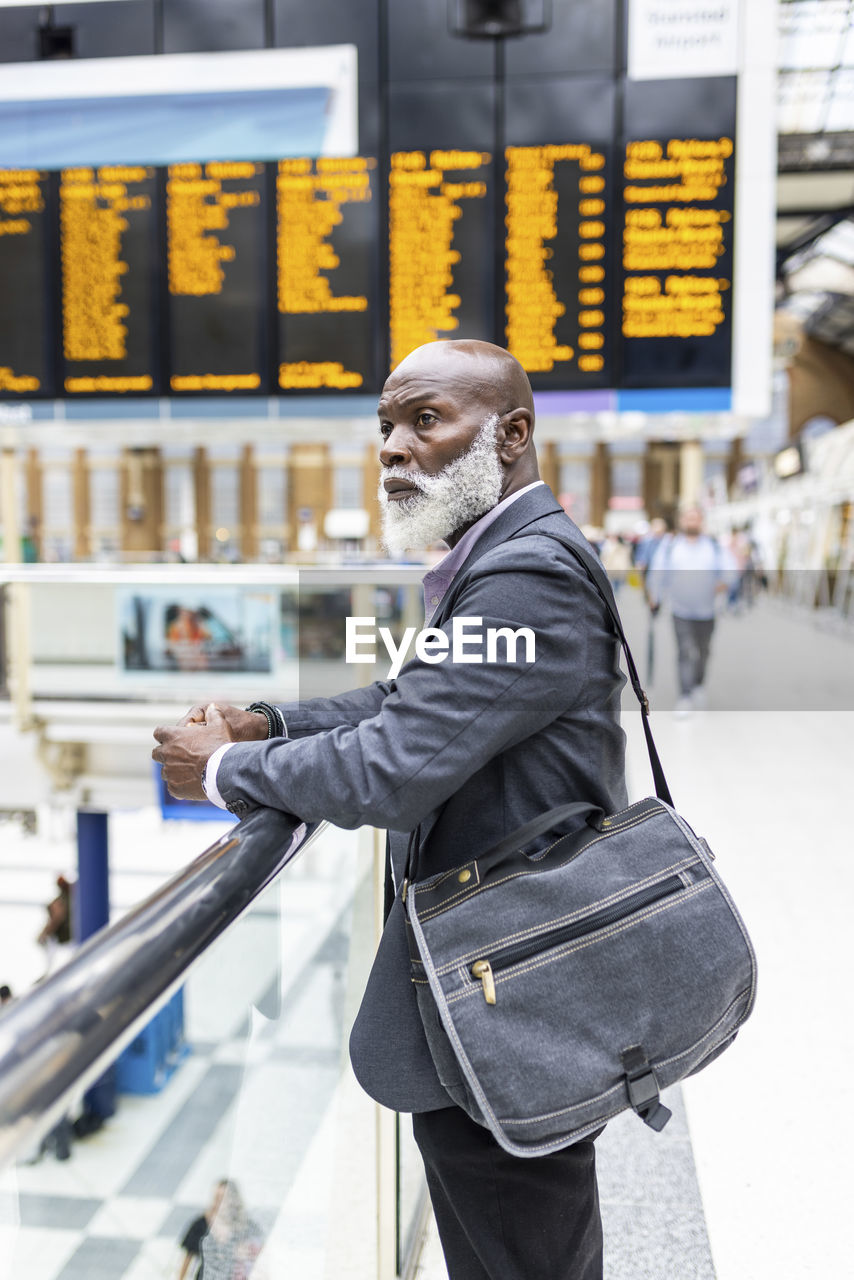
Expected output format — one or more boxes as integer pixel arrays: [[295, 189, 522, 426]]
[[203, 742, 239, 810]]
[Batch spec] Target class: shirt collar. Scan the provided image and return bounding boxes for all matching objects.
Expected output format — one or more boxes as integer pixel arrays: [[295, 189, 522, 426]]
[[422, 481, 545, 620]]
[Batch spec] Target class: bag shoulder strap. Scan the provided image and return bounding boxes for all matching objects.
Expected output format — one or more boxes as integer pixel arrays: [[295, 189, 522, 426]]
[[531, 529, 674, 808], [404, 520, 675, 893]]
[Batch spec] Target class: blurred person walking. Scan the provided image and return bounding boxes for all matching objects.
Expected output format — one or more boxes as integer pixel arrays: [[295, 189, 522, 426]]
[[633, 518, 670, 682], [646, 505, 735, 715], [36, 874, 73, 974], [600, 534, 632, 594], [726, 528, 761, 612], [634, 517, 669, 586], [178, 1180, 263, 1280]]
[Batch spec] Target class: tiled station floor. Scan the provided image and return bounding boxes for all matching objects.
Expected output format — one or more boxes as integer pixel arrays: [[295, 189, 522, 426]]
[[0, 592, 851, 1278]]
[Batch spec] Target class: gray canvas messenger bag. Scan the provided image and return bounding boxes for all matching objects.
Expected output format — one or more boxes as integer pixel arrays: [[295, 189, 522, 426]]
[[403, 535, 757, 1158]]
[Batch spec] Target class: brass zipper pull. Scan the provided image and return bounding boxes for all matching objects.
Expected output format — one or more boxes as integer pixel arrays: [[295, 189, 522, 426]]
[[471, 959, 496, 1005]]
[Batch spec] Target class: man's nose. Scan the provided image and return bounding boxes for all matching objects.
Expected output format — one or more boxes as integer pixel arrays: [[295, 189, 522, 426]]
[[379, 425, 412, 467]]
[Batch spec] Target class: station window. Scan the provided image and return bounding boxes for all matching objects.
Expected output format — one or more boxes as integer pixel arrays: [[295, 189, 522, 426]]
[[333, 465, 363, 510], [210, 457, 241, 561], [559, 459, 592, 528], [89, 461, 120, 560], [41, 458, 74, 562]]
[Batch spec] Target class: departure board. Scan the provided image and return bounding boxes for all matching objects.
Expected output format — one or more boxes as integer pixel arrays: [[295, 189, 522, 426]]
[[388, 149, 493, 370], [0, 169, 52, 397], [277, 156, 377, 391], [620, 78, 737, 389], [60, 165, 157, 395], [505, 143, 612, 388], [0, 72, 742, 402], [620, 135, 734, 386], [166, 161, 267, 393]]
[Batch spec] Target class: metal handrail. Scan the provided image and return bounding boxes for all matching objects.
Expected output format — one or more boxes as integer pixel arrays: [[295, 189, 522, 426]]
[[0, 563, 426, 586], [0, 807, 323, 1170]]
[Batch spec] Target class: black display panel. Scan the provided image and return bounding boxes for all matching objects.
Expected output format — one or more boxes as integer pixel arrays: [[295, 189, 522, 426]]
[[277, 156, 378, 392], [0, 168, 53, 397], [619, 78, 737, 389], [387, 0, 494, 83], [0, 61, 742, 402], [59, 165, 158, 396], [504, 0, 617, 77], [504, 79, 616, 391], [162, 0, 265, 54], [63, 1, 157, 59], [388, 85, 496, 370], [166, 160, 268, 394], [504, 143, 612, 388]]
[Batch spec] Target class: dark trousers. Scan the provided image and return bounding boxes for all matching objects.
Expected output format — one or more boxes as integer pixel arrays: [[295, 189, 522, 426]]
[[412, 1106, 603, 1280], [672, 615, 715, 697]]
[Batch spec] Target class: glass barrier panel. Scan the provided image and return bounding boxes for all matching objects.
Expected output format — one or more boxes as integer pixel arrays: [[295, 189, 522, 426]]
[[0, 818, 424, 1280]]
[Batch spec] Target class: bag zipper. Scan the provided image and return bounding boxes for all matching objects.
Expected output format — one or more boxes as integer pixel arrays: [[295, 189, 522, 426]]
[[469, 873, 699, 1006]]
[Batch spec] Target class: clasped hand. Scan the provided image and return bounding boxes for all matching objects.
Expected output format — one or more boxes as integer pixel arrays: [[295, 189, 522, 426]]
[[152, 703, 268, 800]]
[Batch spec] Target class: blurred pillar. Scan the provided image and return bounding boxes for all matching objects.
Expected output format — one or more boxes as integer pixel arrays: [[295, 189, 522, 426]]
[[193, 447, 211, 560], [287, 444, 331, 553], [1, 449, 20, 563], [590, 442, 610, 528], [726, 436, 744, 495], [644, 442, 680, 523], [642, 445, 656, 518], [240, 444, 257, 561], [540, 441, 559, 499], [362, 444, 381, 543], [26, 449, 42, 558], [120, 448, 163, 556], [679, 441, 704, 507], [72, 448, 90, 561]]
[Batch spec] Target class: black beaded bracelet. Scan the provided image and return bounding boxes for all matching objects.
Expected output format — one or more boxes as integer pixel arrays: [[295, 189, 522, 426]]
[[245, 701, 280, 740]]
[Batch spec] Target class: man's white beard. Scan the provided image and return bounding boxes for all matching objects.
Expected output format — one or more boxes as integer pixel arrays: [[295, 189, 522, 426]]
[[378, 414, 503, 557]]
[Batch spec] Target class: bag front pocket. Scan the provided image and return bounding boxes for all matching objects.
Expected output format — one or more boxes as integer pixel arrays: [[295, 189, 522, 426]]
[[466, 867, 708, 1006]]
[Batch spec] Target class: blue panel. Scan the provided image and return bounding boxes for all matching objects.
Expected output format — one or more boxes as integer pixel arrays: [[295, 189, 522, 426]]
[[76, 811, 110, 942], [154, 765, 238, 823], [0, 88, 330, 169], [170, 397, 271, 419], [616, 388, 732, 413], [275, 395, 379, 418], [64, 399, 161, 420]]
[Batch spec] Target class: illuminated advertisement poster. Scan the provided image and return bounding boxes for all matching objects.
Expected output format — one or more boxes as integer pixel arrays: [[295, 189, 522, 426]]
[[118, 586, 275, 674]]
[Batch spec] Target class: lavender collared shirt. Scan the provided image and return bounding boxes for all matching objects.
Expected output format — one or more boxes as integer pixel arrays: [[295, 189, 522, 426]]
[[421, 481, 545, 621]]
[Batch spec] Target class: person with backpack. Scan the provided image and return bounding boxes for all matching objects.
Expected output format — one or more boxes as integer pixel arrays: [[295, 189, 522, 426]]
[[646, 504, 736, 716]]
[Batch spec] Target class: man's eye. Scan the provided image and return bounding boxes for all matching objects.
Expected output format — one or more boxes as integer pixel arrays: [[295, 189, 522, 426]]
[[416, 412, 436, 426], [379, 423, 392, 438]]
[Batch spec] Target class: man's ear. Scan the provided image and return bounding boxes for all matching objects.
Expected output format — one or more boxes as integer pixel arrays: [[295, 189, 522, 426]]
[[496, 408, 533, 462]]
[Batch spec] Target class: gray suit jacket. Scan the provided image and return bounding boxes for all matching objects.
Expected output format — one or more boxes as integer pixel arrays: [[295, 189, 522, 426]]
[[216, 486, 628, 1111]]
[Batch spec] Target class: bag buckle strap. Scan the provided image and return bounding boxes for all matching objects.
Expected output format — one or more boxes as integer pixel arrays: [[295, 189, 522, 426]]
[[621, 1046, 672, 1132]]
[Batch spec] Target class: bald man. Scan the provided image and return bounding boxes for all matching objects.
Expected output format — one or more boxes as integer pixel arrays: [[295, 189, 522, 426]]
[[154, 341, 627, 1279]]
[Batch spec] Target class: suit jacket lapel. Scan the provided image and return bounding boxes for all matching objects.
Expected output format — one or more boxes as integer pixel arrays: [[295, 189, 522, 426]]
[[430, 484, 564, 631], [413, 486, 564, 854]]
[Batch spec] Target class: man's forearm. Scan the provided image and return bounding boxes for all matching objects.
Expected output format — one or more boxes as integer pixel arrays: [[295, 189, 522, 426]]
[[273, 681, 393, 738]]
